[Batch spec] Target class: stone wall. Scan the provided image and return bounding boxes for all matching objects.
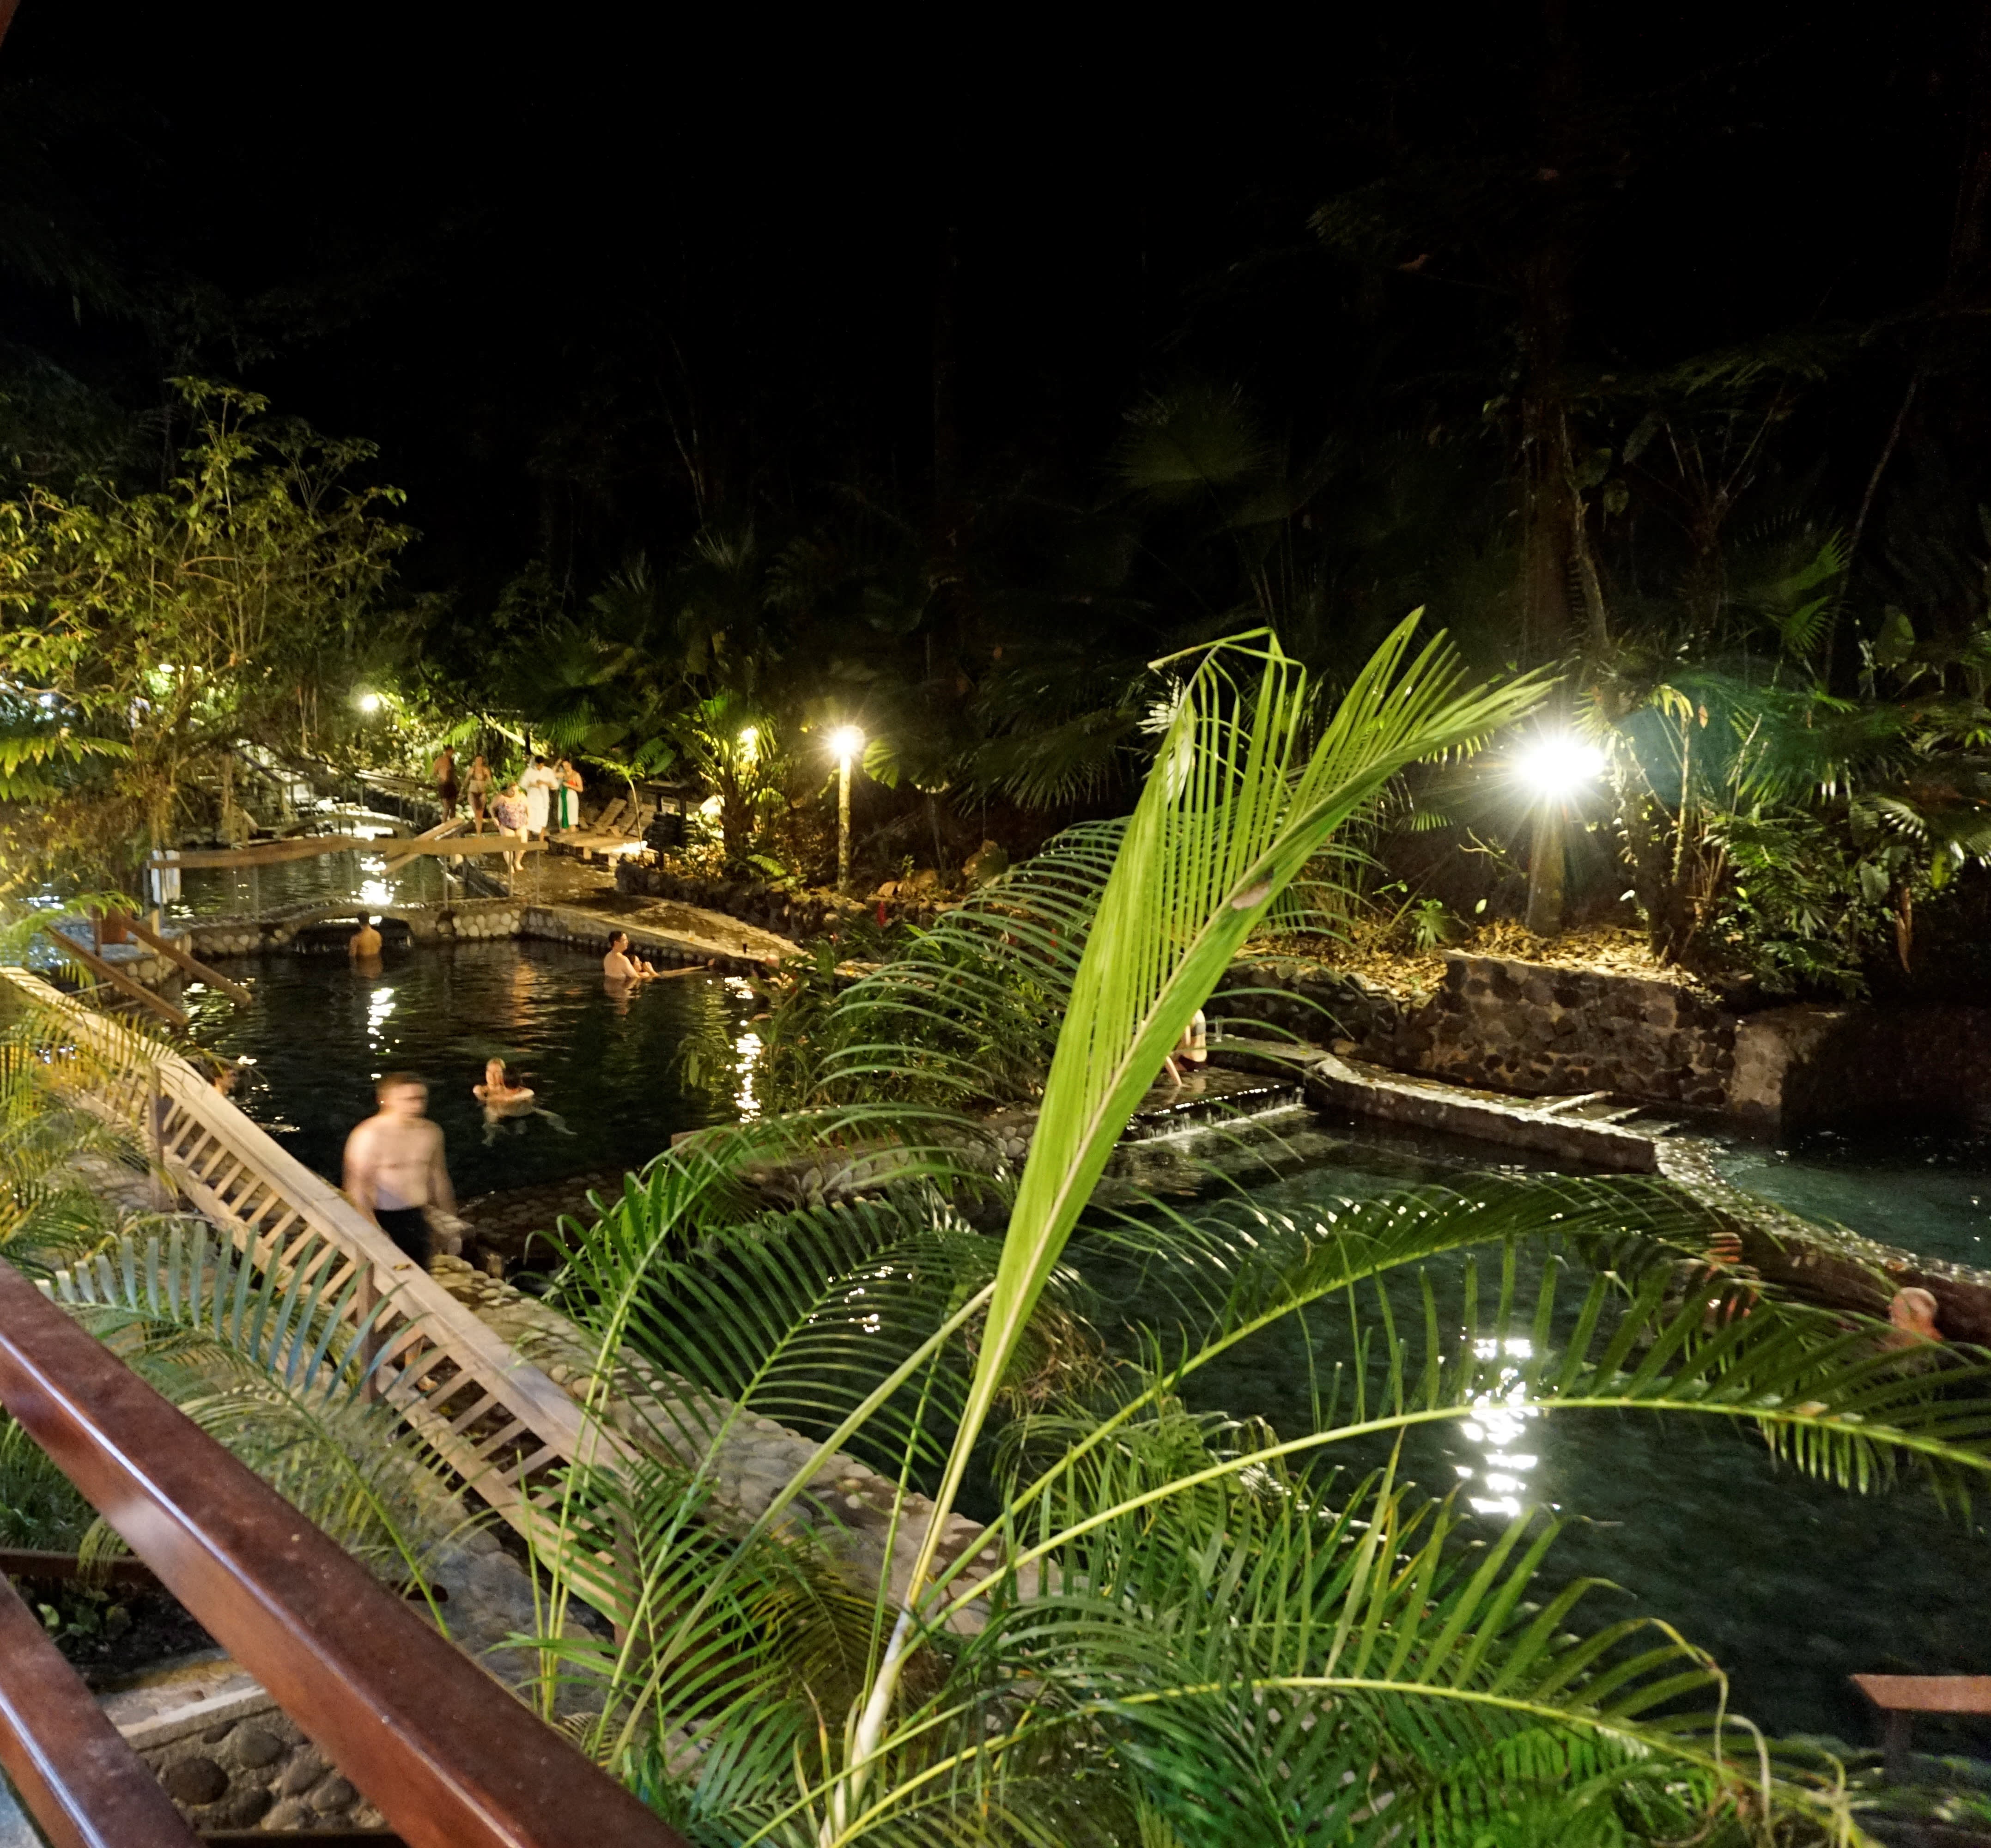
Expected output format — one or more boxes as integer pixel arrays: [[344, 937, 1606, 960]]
[[176, 899, 760, 973], [122, 1690, 384, 1834], [1731, 1002, 1991, 1133], [615, 859, 945, 941], [1210, 953, 1737, 1109], [1380, 954, 1738, 1108]]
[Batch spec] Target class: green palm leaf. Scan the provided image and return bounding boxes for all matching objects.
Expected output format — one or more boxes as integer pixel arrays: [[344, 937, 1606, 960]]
[[921, 620, 1548, 1588]]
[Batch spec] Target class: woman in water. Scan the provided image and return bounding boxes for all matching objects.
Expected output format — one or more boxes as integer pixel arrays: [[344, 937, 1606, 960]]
[[473, 1058, 534, 1108], [473, 1058, 571, 1145]]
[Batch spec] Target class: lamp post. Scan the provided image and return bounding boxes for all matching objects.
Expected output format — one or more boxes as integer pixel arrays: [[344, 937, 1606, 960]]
[[1515, 735, 1604, 937], [829, 725, 864, 895]]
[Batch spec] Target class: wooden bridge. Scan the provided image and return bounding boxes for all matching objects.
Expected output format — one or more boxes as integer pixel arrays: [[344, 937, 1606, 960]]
[[0, 967, 625, 1539]]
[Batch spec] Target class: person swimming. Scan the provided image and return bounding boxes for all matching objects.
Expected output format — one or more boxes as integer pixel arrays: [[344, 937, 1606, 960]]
[[349, 917, 383, 959]]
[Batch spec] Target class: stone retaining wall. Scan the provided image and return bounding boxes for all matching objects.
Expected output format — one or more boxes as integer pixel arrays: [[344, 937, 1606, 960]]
[[615, 860, 945, 942], [170, 900, 759, 973], [1381, 954, 1737, 1109], [121, 1689, 384, 1834]]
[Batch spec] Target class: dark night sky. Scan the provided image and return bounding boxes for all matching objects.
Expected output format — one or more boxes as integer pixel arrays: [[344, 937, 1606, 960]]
[[2, 2, 1982, 616]]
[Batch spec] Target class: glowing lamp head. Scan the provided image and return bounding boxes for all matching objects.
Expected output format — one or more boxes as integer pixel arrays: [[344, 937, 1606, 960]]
[[828, 724, 865, 764], [737, 724, 759, 760], [356, 691, 382, 714], [1515, 734, 1605, 799]]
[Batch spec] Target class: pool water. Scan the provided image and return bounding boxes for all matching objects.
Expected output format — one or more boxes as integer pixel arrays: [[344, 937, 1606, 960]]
[[1088, 1139, 1991, 1747], [188, 947, 1991, 1752], [173, 845, 459, 919], [1716, 1128, 1991, 1269], [183, 940, 759, 1205]]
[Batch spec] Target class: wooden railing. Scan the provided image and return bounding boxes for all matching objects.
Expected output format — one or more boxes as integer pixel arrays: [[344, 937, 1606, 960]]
[[0, 968, 628, 1536], [0, 1260, 685, 1848]]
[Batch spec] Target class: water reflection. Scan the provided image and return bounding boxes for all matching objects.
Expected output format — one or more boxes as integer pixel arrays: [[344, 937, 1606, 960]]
[[365, 985, 396, 1046], [187, 942, 753, 1201], [1454, 1336, 1542, 1520]]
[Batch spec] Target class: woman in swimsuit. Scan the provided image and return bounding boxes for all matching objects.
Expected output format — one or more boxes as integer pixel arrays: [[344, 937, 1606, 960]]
[[465, 755, 494, 833]]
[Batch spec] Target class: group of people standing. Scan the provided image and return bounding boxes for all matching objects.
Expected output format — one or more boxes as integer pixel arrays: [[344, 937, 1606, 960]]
[[432, 746, 582, 842]]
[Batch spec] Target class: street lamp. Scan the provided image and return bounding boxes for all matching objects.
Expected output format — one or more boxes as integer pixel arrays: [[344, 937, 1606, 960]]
[[1515, 734, 1605, 937], [829, 724, 864, 894]]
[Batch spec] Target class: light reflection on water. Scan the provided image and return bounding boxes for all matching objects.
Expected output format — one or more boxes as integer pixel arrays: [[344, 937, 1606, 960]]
[[184, 939, 753, 1201], [1457, 1337, 1541, 1520], [1100, 1127, 1991, 1746]]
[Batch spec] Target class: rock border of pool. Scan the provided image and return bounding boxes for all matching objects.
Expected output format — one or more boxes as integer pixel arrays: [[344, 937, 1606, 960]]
[[86, 895, 798, 985], [1299, 1045, 1991, 1345]]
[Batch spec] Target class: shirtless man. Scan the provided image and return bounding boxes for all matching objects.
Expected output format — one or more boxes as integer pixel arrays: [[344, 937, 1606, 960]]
[[343, 1073, 456, 1266], [604, 931, 660, 982], [349, 917, 383, 959], [433, 746, 459, 820]]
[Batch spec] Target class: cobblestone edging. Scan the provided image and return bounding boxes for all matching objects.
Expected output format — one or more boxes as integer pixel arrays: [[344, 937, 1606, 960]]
[[97, 1525, 558, 1834], [163, 896, 793, 974]]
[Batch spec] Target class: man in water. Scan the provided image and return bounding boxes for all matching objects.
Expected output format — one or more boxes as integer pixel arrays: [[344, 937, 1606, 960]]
[[343, 1072, 456, 1266], [349, 917, 382, 959], [604, 930, 660, 982], [605, 932, 713, 983]]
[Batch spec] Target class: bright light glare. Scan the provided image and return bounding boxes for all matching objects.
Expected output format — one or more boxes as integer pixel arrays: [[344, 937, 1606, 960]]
[[828, 723, 865, 762], [1515, 735, 1604, 798], [737, 725, 759, 760], [356, 691, 383, 714]]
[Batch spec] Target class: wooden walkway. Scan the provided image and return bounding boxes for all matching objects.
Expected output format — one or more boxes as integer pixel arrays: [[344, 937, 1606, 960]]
[[0, 968, 623, 1537]]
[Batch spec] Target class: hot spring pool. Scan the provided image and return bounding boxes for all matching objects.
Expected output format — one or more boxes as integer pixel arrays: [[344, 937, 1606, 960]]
[[186, 947, 1991, 1752], [1097, 1128, 1991, 1748], [183, 937, 760, 1205], [1715, 1126, 1991, 1269]]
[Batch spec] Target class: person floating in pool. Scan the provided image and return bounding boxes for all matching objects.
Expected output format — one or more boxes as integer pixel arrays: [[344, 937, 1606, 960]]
[[343, 1072, 461, 1267], [472, 1057, 572, 1145]]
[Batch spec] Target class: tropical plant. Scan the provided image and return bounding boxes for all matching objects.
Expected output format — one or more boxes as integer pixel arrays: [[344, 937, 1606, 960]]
[[0, 983, 463, 1594], [0, 378, 412, 886], [47, 1222, 465, 1588]]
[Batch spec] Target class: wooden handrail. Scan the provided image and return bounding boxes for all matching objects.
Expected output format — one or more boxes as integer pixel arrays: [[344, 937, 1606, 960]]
[[151, 836, 543, 870], [0, 1262, 687, 1848], [119, 915, 253, 1006], [383, 816, 470, 871], [39, 927, 189, 1031], [0, 1570, 199, 1848]]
